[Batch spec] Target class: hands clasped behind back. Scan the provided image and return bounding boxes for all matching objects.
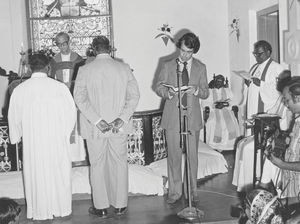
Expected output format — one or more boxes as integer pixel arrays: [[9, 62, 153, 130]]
[[96, 118, 125, 134]]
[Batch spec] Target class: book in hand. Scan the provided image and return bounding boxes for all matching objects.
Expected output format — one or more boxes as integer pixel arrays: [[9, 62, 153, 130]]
[[232, 70, 251, 80], [162, 83, 192, 92]]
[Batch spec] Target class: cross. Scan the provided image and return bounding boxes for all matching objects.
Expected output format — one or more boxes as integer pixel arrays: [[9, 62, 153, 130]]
[[283, 0, 300, 75]]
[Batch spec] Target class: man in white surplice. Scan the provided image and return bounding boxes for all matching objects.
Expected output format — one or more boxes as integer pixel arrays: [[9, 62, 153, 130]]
[[232, 40, 288, 192], [8, 53, 76, 220]]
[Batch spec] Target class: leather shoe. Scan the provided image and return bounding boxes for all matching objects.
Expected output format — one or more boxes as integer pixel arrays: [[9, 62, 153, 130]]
[[88, 206, 107, 218], [115, 207, 127, 215], [166, 196, 182, 204]]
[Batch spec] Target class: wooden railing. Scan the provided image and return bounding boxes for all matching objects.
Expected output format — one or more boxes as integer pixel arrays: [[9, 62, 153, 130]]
[[0, 109, 167, 172]]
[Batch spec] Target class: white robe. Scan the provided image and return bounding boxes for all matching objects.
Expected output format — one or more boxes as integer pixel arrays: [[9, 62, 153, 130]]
[[202, 87, 241, 151], [246, 59, 283, 120], [233, 59, 286, 191], [8, 72, 76, 220]]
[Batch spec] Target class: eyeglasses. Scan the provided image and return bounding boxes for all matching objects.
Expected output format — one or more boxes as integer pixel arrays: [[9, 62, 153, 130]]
[[252, 51, 265, 57], [56, 41, 69, 47]]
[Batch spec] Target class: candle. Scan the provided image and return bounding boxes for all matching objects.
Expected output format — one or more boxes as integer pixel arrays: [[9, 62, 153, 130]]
[[21, 42, 24, 52]]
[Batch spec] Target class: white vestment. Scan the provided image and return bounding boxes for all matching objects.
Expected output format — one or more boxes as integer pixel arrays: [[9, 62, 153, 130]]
[[233, 59, 286, 191], [202, 87, 241, 151], [8, 72, 76, 220]]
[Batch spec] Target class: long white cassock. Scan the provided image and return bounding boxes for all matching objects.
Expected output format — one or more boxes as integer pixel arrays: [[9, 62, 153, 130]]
[[8, 72, 76, 220], [232, 58, 286, 192]]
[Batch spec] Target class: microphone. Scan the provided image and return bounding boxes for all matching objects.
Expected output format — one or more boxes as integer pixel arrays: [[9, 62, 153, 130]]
[[176, 58, 180, 65]]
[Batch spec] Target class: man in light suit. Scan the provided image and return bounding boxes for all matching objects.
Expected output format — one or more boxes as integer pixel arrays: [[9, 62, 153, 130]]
[[155, 32, 209, 204], [74, 36, 140, 218]]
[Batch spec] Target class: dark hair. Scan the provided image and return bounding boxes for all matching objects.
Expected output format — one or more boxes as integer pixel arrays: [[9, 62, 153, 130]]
[[288, 78, 300, 97], [276, 70, 292, 92], [254, 40, 272, 54], [279, 75, 300, 97], [92, 35, 111, 53], [28, 53, 50, 72], [176, 32, 200, 54], [0, 198, 21, 224]]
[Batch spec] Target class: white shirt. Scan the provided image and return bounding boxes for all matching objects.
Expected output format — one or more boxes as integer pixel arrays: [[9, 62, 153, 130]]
[[61, 53, 71, 83]]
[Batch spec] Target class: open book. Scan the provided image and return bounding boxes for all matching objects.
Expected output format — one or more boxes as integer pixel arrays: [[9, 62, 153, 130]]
[[232, 70, 251, 80], [162, 83, 192, 92]]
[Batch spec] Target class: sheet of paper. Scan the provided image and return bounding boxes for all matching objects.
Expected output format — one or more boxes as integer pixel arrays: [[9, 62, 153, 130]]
[[232, 70, 251, 80]]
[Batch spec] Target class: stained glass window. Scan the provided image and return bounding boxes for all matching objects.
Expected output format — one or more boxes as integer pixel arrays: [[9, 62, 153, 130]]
[[27, 0, 113, 57]]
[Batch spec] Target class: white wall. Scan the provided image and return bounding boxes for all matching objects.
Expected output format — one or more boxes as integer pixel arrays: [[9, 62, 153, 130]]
[[227, 0, 287, 105], [0, 0, 27, 117], [112, 0, 230, 111], [0, 0, 230, 114]]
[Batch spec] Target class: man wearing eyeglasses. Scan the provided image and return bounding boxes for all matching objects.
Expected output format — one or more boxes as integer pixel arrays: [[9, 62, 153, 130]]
[[154, 32, 209, 205], [50, 32, 86, 163], [232, 40, 287, 193], [50, 32, 83, 93], [245, 40, 284, 123]]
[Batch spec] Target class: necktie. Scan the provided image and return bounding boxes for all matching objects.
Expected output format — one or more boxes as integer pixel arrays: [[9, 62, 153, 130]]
[[182, 62, 189, 107]]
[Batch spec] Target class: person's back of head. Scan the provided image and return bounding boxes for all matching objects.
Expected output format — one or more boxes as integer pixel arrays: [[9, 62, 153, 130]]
[[28, 53, 50, 73], [277, 70, 292, 92], [0, 198, 21, 224], [92, 35, 111, 55]]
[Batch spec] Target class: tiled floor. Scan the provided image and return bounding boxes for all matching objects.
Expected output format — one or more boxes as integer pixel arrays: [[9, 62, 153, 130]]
[[18, 151, 239, 224]]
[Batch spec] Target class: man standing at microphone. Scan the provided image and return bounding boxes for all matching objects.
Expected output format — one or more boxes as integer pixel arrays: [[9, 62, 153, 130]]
[[154, 32, 209, 204]]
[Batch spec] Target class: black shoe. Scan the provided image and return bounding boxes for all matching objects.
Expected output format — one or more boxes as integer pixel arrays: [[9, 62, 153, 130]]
[[88, 206, 108, 218], [115, 207, 127, 215]]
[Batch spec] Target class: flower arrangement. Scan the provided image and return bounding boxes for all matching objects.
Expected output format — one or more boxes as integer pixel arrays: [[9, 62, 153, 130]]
[[155, 24, 174, 46], [27, 47, 56, 61], [229, 18, 240, 42]]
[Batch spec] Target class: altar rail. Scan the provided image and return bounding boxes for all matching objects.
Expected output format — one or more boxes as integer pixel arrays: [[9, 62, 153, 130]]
[[0, 110, 167, 172]]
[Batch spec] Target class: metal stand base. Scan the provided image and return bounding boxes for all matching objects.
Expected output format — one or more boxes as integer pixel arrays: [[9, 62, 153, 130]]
[[177, 207, 204, 221]]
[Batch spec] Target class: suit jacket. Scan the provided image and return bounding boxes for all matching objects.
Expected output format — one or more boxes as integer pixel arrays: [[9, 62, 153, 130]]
[[155, 57, 209, 131], [50, 51, 83, 92], [73, 54, 140, 139]]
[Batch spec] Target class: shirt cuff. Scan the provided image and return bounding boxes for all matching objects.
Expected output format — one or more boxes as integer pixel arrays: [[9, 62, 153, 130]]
[[168, 91, 174, 99], [193, 87, 199, 96], [95, 118, 102, 125]]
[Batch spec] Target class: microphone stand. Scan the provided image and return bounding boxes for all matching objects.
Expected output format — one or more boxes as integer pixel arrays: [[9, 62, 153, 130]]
[[176, 59, 204, 221]]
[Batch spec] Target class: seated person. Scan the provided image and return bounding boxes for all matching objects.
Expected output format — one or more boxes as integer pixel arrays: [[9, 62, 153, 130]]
[[201, 74, 241, 151], [237, 189, 285, 224], [262, 74, 300, 210], [0, 197, 21, 224]]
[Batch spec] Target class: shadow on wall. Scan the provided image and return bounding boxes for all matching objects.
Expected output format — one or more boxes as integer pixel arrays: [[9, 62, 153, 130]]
[[230, 74, 246, 106], [151, 28, 207, 110]]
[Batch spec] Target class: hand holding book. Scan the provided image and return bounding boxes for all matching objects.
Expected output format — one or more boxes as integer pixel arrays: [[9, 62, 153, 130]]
[[162, 83, 192, 92]]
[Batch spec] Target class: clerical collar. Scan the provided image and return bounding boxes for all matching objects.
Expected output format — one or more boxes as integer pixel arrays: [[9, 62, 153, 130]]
[[31, 72, 48, 78]]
